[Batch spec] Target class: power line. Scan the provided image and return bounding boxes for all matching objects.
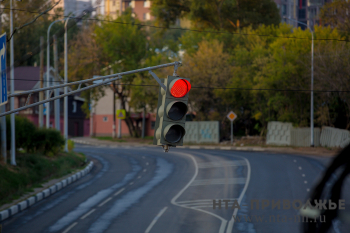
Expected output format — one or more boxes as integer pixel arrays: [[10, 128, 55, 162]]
[[10, 79, 350, 92], [92, 83, 350, 93], [6, 0, 62, 42], [0, 7, 349, 43]]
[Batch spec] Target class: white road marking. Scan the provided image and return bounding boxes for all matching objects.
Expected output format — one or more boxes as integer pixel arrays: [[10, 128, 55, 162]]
[[98, 197, 113, 207], [190, 178, 246, 186], [197, 160, 246, 168], [62, 222, 78, 233], [176, 199, 237, 204], [294, 160, 297, 162], [80, 209, 96, 220], [142, 156, 145, 159], [129, 182, 134, 185], [144, 206, 168, 233], [146, 162, 149, 166], [226, 156, 251, 233], [138, 176, 142, 179], [170, 153, 228, 233], [304, 181, 308, 184], [299, 166, 302, 170], [307, 189, 310, 192], [143, 169, 147, 172], [114, 188, 125, 196], [302, 174, 305, 177]]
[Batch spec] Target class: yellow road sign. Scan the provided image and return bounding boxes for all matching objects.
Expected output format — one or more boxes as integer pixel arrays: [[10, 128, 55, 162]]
[[116, 109, 126, 119], [227, 111, 237, 121]]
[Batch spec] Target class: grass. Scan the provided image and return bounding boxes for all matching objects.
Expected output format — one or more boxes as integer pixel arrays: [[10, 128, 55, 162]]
[[0, 151, 86, 207]]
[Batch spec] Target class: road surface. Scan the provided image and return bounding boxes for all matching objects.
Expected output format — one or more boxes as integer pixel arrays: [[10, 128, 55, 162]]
[[2, 144, 349, 233]]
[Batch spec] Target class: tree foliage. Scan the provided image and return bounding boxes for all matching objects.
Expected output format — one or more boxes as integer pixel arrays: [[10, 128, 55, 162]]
[[151, 0, 280, 31]]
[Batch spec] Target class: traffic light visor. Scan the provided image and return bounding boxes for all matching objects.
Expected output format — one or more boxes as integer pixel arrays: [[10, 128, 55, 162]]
[[164, 124, 185, 143], [167, 101, 188, 121], [170, 79, 191, 98]]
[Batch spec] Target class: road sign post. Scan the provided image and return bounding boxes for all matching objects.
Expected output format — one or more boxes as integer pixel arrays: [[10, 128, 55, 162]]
[[227, 111, 237, 145]]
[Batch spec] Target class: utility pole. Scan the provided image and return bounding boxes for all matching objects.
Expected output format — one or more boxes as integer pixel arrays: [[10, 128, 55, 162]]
[[39, 36, 44, 127], [53, 34, 60, 131], [64, 18, 69, 152], [0, 7, 6, 164], [10, 0, 16, 165], [142, 105, 145, 138], [112, 68, 116, 138]]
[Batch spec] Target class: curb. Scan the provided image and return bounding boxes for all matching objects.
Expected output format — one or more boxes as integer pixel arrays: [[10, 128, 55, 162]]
[[0, 161, 94, 222], [71, 139, 266, 152]]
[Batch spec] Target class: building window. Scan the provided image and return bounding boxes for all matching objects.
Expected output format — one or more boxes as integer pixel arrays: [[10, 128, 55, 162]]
[[282, 4, 287, 15], [113, 0, 116, 6], [103, 116, 108, 122], [146, 12, 150, 20], [20, 96, 26, 107], [72, 101, 77, 113], [143, 13, 146, 20], [130, 0, 135, 8], [151, 121, 155, 129], [144, 0, 150, 8]]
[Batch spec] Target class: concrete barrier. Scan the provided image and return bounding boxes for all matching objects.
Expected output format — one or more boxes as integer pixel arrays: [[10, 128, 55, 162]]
[[184, 121, 220, 144], [266, 121, 293, 146], [291, 128, 321, 147]]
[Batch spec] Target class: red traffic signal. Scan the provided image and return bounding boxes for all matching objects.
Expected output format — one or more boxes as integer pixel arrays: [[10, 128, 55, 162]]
[[170, 79, 191, 98]]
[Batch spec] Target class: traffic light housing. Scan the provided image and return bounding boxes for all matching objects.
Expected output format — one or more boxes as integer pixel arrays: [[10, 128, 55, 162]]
[[153, 76, 191, 148]]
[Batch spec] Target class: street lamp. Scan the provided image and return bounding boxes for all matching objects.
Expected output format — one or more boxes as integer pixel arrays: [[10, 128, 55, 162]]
[[64, 9, 94, 151], [47, 19, 64, 129], [284, 17, 314, 147]]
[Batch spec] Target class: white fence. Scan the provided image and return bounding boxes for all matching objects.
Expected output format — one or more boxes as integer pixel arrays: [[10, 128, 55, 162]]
[[183, 121, 220, 144], [266, 121, 350, 148]]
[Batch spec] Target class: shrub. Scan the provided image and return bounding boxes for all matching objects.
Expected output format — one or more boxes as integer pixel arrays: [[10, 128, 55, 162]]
[[67, 140, 75, 152], [1, 116, 65, 156]]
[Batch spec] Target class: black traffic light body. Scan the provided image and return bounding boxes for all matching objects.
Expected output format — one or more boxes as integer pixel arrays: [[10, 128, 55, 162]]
[[153, 76, 190, 147]]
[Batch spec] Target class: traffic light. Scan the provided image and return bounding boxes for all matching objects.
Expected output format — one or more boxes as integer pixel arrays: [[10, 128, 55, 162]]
[[153, 76, 191, 151]]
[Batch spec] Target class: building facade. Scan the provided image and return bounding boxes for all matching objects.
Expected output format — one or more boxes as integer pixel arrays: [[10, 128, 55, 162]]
[[102, 0, 152, 20], [91, 87, 155, 137], [274, 0, 331, 29], [50, 0, 93, 16], [7, 66, 90, 137]]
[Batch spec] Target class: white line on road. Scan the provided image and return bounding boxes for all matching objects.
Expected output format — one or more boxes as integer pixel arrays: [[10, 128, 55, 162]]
[[142, 156, 145, 159], [138, 176, 142, 179], [299, 166, 302, 170], [226, 156, 252, 233], [62, 222, 78, 233], [98, 197, 113, 207], [307, 189, 310, 192], [129, 182, 134, 185], [144, 206, 168, 233], [143, 169, 147, 172], [302, 174, 305, 177], [114, 188, 125, 196], [170, 152, 229, 233], [304, 181, 308, 184], [294, 160, 297, 162], [146, 162, 149, 166], [80, 209, 96, 220]]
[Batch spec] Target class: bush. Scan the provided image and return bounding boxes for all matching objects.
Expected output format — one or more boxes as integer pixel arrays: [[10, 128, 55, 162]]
[[1, 116, 65, 156], [67, 140, 75, 152]]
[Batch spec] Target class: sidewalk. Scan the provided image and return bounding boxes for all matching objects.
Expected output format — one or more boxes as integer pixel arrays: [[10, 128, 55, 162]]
[[72, 137, 341, 157]]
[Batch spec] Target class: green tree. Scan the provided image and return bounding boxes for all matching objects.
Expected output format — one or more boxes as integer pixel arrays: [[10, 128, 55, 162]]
[[151, 0, 280, 31]]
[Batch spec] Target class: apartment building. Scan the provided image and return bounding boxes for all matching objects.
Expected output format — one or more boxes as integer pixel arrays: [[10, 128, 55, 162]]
[[103, 0, 152, 21], [274, 0, 331, 29], [50, 0, 93, 16]]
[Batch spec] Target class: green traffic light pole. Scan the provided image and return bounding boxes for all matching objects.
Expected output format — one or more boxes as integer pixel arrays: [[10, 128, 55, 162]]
[[285, 17, 314, 147]]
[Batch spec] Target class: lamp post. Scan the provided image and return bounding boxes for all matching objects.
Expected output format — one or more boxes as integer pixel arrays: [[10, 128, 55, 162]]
[[47, 19, 64, 129], [284, 17, 314, 147]]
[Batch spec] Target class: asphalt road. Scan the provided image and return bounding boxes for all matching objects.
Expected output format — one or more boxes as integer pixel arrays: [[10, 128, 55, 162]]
[[2, 145, 349, 233]]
